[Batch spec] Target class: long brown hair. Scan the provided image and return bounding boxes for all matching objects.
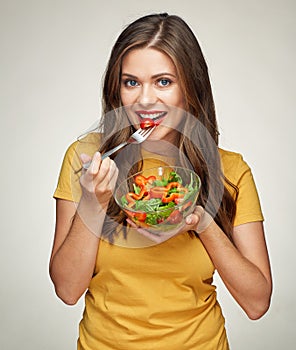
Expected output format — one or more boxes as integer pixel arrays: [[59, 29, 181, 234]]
[[99, 13, 237, 241]]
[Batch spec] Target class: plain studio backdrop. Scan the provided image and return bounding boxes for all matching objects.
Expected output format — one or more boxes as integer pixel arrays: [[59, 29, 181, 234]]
[[1, 0, 295, 349]]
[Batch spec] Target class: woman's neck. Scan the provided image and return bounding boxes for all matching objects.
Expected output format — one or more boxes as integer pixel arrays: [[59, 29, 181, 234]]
[[141, 140, 180, 158]]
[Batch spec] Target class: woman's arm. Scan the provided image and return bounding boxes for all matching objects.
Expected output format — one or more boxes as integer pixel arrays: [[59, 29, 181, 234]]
[[192, 209, 272, 320], [49, 153, 118, 305], [49, 199, 101, 305], [132, 207, 272, 320]]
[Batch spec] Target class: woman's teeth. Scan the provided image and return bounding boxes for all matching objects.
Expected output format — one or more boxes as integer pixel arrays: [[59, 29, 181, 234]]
[[137, 112, 166, 120]]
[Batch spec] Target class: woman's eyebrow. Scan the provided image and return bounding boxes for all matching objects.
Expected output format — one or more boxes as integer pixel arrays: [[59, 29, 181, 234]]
[[151, 72, 176, 79], [121, 72, 177, 79], [121, 73, 137, 78]]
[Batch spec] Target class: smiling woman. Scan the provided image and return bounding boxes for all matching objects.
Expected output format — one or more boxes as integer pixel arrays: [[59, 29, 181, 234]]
[[50, 12, 272, 350], [120, 47, 185, 142]]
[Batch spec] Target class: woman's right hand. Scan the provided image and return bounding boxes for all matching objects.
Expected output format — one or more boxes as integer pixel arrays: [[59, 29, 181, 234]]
[[50, 152, 119, 304], [79, 152, 119, 210]]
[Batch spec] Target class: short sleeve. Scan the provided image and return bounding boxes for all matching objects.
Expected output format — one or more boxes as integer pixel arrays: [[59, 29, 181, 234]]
[[220, 149, 264, 227], [232, 156, 264, 226], [53, 133, 101, 203]]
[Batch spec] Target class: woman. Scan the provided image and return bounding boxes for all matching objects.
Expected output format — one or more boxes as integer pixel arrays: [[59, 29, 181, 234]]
[[50, 13, 272, 349]]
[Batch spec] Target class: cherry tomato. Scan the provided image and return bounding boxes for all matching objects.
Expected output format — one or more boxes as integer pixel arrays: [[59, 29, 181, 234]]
[[167, 210, 183, 224], [140, 118, 155, 129], [150, 186, 168, 199], [134, 212, 147, 222]]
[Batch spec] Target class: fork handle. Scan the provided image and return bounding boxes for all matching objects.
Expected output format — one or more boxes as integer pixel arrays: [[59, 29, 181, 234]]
[[101, 141, 128, 159], [82, 141, 128, 169]]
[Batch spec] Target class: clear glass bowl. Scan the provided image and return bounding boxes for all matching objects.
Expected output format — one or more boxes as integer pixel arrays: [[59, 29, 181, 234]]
[[115, 166, 201, 234]]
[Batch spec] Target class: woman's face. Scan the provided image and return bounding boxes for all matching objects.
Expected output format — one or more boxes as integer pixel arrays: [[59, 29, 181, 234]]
[[120, 47, 185, 143]]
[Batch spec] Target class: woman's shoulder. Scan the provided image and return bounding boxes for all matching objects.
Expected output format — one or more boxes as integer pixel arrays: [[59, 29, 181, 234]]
[[218, 147, 244, 163], [53, 133, 102, 202], [218, 148, 250, 182], [64, 132, 102, 160]]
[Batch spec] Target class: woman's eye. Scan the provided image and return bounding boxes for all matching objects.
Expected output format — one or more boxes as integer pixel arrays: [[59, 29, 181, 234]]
[[158, 79, 171, 87], [124, 79, 139, 87]]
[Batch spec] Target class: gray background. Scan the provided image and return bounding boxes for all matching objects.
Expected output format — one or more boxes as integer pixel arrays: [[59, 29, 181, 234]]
[[1, 0, 295, 349]]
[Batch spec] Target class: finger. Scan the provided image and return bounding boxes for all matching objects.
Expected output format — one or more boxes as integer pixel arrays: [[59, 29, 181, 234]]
[[81, 152, 102, 183], [185, 206, 213, 233], [80, 153, 92, 164], [126, 218, 185, 244], [98, 159, 118, 194], [126, 219, 162, 243], [185, 206, 204, 226], [79, 153, 92, 175], [83, 155, 111, 191], [109, 162, 119, 189], [94, 157, 116, 188], [89, 152, 102, 175]]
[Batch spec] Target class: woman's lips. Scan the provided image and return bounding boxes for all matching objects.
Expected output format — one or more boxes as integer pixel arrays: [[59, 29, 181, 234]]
[[135, 110, 167, 125]]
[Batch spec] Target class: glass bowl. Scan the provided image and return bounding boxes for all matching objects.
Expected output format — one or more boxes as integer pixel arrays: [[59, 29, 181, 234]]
[[115, 166, 201, 234]]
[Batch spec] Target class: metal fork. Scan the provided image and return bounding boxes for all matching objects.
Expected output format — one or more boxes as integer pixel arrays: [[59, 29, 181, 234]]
[[82, 126, 156, 169]]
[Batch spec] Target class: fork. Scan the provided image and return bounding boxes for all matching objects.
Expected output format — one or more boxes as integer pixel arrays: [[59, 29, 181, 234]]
[[82, 126, 156, 169]]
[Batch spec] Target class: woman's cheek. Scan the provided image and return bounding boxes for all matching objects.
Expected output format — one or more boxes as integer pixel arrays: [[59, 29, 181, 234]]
[[120, 89, 139, 105]]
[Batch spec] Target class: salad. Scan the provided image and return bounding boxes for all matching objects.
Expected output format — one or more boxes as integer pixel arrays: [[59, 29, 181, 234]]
[[120, 170, 200, 231]]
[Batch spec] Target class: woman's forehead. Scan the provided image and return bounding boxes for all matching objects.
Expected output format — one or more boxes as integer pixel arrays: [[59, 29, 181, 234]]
[[121, 47, 177, 77]]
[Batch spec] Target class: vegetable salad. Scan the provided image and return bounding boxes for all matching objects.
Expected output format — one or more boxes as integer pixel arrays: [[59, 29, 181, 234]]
[[121, 170, 200, 229]]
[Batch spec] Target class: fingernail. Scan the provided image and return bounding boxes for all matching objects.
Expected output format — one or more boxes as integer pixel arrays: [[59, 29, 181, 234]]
[[186, 216, 192, 224]]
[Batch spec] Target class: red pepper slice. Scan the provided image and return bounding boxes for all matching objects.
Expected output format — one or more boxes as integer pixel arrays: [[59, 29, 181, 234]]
[[135, 175, 156, 186], [140, 118, 155, 129], [127, 187, 148, 200], [166, 182, 182, 190], [142, 193, 150, 200], [134, 175, 146, 187], [124, 210, 147, 222], [161, 182, 188, 203], [165, 182, 188, 192], [128, 175, 156, 200], [162, 192, 184, 203], [125, 193, 136, 204], [146, 175, 157, 183]]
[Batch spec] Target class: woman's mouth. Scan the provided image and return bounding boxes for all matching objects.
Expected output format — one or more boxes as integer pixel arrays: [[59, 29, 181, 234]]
[[135, 110, 167, 125]]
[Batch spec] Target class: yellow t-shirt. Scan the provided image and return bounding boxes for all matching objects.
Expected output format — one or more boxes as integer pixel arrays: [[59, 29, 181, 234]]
[[53, 137, 263, 350]]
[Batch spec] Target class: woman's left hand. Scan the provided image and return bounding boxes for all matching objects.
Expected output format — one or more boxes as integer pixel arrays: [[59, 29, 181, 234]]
[[127, 205, 213, 244]]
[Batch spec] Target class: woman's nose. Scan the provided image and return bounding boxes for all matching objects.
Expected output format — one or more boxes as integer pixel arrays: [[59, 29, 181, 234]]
[[137, 85, 157, 106]]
